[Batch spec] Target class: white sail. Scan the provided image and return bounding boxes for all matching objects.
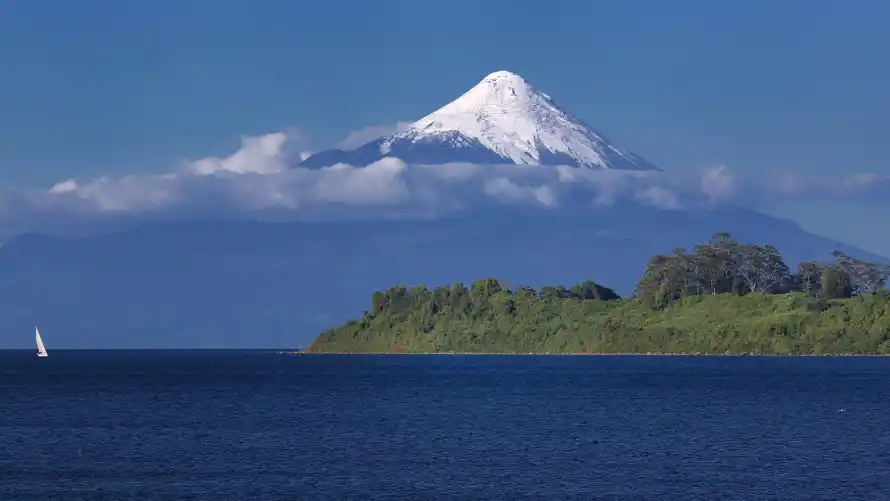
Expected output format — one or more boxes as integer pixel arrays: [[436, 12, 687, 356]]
[[36, 327, 48, 357]]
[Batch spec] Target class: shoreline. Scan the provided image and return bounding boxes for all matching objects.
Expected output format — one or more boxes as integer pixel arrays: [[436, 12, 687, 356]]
[[281, 351, 890, 357]]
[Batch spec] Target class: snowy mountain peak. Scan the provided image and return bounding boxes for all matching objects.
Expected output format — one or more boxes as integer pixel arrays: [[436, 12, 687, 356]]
[[474, 70, 538, 96], [422, 70, 550, 119], [299, 71, 660, 171], [483, 70, 523, 80]]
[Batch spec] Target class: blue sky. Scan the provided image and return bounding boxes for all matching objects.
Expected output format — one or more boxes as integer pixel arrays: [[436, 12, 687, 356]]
[[1, 0, 888, 254]]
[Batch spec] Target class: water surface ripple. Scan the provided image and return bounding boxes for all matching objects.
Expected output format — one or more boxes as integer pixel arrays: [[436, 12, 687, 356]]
[[1, 352, 888, 500]]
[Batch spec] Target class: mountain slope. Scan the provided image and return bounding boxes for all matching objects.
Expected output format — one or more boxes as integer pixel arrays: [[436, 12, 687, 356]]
[[300, 71, 659, 170]]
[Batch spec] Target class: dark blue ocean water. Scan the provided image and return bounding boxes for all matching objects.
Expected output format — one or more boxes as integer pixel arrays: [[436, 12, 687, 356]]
[[1, 352, 889, 500]]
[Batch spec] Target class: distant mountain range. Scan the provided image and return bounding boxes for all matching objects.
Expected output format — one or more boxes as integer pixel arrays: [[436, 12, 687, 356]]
[[0, 206, 883, 349], [0, 70, 883, 349], [300, 71, 660, 170]]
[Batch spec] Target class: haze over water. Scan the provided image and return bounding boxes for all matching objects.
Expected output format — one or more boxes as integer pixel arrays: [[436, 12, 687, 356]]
[[2, 352, 888, 500]]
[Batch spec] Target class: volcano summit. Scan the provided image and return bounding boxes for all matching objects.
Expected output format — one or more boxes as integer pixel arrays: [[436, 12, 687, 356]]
[[300, 70, 660, 171]]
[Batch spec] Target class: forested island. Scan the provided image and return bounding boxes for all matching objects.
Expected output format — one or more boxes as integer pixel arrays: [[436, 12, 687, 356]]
[[306, 233, 890, 355]]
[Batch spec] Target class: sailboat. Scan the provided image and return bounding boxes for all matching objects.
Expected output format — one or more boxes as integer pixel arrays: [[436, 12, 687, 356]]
[[36, 326, 48, 357]]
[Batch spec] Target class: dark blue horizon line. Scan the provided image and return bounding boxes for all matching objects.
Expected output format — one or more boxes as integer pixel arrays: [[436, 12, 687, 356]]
[[0, 348, 292, 351]]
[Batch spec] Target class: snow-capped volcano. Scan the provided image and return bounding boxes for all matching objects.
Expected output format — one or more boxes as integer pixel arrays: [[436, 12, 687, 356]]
[[300, 70, 660, 170]]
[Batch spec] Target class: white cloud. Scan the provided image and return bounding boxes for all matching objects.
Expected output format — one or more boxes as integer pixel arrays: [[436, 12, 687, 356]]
[[483, 176, 558, 207], [635, 185, 683, 209], [700, 165, 737, 202], [310, 158, 411, 205], [333, 122, 413, 150], [0, 130, 887, 238], [49, 179, 78, 194], [187, 132, 291, 175]]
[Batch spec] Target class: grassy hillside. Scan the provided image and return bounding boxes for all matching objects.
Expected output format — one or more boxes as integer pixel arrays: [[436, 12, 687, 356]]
[[307, 288, 890, 355], [307, 232, 890, 355]]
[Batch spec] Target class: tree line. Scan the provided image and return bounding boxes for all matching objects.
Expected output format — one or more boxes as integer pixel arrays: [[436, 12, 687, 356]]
[[310, 232, 890, 354], [634, 232, 890, 309], [367, 278, 620, 327], [363, 231, 890, 319]]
